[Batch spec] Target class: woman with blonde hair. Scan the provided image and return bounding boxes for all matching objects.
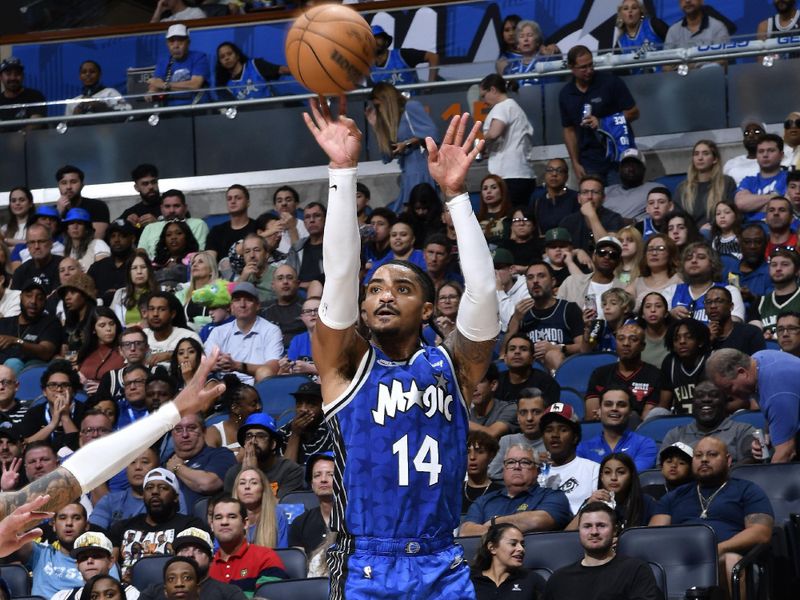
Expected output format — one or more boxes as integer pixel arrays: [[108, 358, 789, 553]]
[[366, 82, 439, 212], [675, 140, 736, 229], [175, 251, 219, 330], [233, 467, 288, 547], [614, 225, 643, 285], [613, 0, 666, 53]]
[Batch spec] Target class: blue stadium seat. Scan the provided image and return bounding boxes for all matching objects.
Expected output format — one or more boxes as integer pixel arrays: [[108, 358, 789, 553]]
[[16, 365, 47, 403], [280, 491, 320, 513], [554, 353, 617, 395], [275, 547, 308, 580], [730, 410, 765, 430], [639, 469, 666, 489], [636, 415, 694, 446], [255, 375, 313, 419], [579, 421, 603, 442], [653, 173, 687, 195], [202, 213, 230, 230], [523, 530, 584, 580], [255, 577, 329, 600], [131, 555, 170, 590], [205, 412, 227, 427], [193, 496, 209, 522], [532, 361, 547, 372], [0, 564, 30, 596], [617, 524, 718, 598], [276, 409, 296, 428], [560, 387, 585, 421]]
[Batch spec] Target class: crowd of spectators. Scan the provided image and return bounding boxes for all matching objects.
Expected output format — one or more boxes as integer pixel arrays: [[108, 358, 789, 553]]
[[0, 1, 799, 599]]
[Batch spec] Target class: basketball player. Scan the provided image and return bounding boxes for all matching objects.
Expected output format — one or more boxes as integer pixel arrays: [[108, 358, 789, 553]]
[[303, 98, 498, 599], [0, 349, 226, 558]]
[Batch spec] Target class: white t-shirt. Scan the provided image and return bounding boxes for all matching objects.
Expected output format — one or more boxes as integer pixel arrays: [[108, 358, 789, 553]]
[[539, 456, 600, 515], [723, 154, 758, 186], [279, 219, 308, 254], [483, 97, 536, 179], [145, 326, 202, 367], [588, 280, 614, 317], [72, 238, 111, 272]]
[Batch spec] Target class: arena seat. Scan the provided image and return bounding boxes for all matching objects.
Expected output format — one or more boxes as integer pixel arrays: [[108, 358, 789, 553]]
[[456, 535, 482, 563], [275, 547, 308, 580], [0, 564, 30, 596], [202, 213, 231, 230], [16, 365, 47, 403], [617, 524, 718, 599], [554, 353, 617, 395], [522, 530, 583, 580], [559, 388, 585, 421], [730, 463, 800, 525], [255, 375, 313, 419], [255, 577, 329, 600], [579, 421, 603, 441], [639, 468, 665, 489], [280, 491, 320, 513], [730, 410, 765, 430], [636, 415, 694, 446], [131, 555, 170, 590], [193, 496, 209, 521]]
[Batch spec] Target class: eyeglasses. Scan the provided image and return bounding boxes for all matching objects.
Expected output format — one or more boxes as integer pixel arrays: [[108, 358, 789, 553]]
[[120, 341, 146, 349], [776, 325, 800, 334], [438, 295, 459, 302], [45, 382, 71, 391], [511, 218, 531, 223], [770, 246, 797, 256], [174, 425, 201, 435], [300, 308, 319, 316], [545, 167, 567, 174], [80, 427, 111, 436], [123, 378, 147, 387], [244, 431, 270, 441], [595, 249, 621, 260], [785, 119, 800, 129], [0, 379, 15, 388], [646, 245, 667, 254], [503, 459, 536, 469]]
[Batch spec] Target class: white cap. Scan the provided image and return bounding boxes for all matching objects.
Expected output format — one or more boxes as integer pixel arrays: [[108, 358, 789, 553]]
[[594, 235, 623, 252], [620, 147, 646, 167], [144, 467, 181, 494], [166, 24, 189, 39], [71, 532, 113, 558]]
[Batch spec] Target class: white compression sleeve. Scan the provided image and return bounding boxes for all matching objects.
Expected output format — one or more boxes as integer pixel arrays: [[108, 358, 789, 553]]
[[318, 167, 360, 330], [448, 193, 501, 342], [62, 402, 181, 493]]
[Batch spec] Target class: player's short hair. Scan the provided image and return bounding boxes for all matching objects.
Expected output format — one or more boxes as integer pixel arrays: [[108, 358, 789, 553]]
[[380, 259, 436, 304]]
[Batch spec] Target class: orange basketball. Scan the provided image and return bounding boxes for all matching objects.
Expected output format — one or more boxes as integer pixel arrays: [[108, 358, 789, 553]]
[[285, 4, 376, 96]]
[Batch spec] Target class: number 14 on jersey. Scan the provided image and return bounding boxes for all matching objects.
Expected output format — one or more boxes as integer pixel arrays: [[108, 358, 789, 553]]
[[392, 434, 442, 486]]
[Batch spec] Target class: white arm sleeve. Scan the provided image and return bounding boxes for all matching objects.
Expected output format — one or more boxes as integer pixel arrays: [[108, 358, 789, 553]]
[[448, 193, 501, 342], [62, 402, 181, 493], [318, 167, 360, 330]]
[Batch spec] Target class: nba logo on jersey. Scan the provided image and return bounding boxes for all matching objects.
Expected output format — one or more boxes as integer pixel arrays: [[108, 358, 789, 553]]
[[372, 375, 454, 425]]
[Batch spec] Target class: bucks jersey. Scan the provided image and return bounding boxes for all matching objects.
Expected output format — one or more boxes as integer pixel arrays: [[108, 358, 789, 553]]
[[323, 343, 468, 540], [758, 289, 800, 334]]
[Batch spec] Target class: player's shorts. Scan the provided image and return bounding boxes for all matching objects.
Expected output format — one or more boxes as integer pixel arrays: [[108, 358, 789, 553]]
[[327, 534, 475, 600]]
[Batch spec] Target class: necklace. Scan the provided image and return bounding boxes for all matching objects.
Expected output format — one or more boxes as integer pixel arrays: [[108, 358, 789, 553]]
[[464, 481, 491, 502], [696, 482, 727, 518]]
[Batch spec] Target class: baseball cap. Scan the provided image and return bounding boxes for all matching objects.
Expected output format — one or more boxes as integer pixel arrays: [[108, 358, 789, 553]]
[[107, 218, 138, 237], [620, 148, 646, 167], [305, 451, 335, 485], [172, 527, 213, 556], [291, 381, 322, 402], [659, 441, 693, 463], [237, 413, 279, 447], [539, 402, 581, 440], [63, 208, 91, 225], [21, 277, 47, 294], [371, 25, 393, 44], [0, 57, 23, 73], [543, 228, 572, 245], [71, 531, 113, 558], [0, 421, 21, 443], [166, 24, 189, 39], [231, 281, 259, 300], [491, 248, 515, 267], [143, 467, 181, 494], [594, 236, 623, 252]]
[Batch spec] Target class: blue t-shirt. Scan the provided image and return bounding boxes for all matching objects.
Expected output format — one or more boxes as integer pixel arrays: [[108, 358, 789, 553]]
[[30, 542, 84, 597], [736, 171, 788, 223], [753, 350, 800, 446], [577, 430, 658, 473], [287, 331, 312, 362], [465, 485, 572, 529], [723, 260, 773, 298], [671, 282, 728, 323], [153, 50, 210, 106], [167, 444, 237, 508], [656, 478, 773, 542]]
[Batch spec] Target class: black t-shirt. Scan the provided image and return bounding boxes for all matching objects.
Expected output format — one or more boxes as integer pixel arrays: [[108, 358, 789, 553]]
[[660, 354, 709, 414], [544, 555, 662, 600], [711, 322, 767, 356], [473, 567, 545, 600], [496, 370, 561, 406], [72, 197, 110, 225], [518, 299, 584, 346], [298, 242, 324, 283], [118, 201, 161, 222], [559, 207, 625, 252], [11, 255, 63, 293], [87, 256, 128, 306], [261, 300, 304, 348], [288, 506, 328, 555], [498, 238, 544, 268], [585, 362, 663, 415], [18, 401, 86, 451], [0, 88, 46, 120], [0, 397, 29, 426], [206, 219, 257, 258], [0, 313, 63, 363], [533, 188, 580, 236]]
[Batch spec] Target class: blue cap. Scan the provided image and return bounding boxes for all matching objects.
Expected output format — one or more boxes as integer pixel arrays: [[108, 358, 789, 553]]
[[35, 205, 59, 220], [63, 207, 91, 224], [371, 25, 392, 43], [305, 451, 334, 485], [237, 413, 279, 446]]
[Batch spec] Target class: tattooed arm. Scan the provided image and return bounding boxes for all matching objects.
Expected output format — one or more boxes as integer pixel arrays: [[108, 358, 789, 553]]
[[717, 513, 774, 555], [0, 469, 80, 521]]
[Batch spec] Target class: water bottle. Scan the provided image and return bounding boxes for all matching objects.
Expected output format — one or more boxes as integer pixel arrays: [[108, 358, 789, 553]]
[[753, 429, 771, 462]]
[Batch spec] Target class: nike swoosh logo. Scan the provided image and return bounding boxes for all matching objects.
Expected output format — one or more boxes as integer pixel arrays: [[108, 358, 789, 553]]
[[330, 184, 338, 190]]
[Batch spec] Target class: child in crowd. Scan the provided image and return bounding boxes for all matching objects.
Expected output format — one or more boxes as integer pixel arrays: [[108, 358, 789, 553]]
[[710, 199, 742, 261], [586, 288, 634, 352], [638, 187, 674, 241]]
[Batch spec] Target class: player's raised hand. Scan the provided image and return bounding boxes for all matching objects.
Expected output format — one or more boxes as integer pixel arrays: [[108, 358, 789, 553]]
[[173, 346, 226, 417], [425, 113, 483, 199], [303, 95, 362, 170]]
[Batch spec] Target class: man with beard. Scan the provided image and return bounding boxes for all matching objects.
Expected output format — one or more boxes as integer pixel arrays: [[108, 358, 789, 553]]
[[277, 382, 333, 465], [558, 236, 626, 315], [603, 149, 659, 222], [143, 292, 201, 368], [736, 133, 788, 224], [237, 233, 278, 304], [53, 165, 110, 239], [705, 286, 765, 355], [532, 159, 579, 236], [579, 387, 657, 472], [782, 111, 800, 168], [52, 531, 137, 600], [496, 334, 560, 405], [0, 423, 21, 474], [164, 413, 235, 509], [661, 381, 754, 465], [11, 225, 63, 293], [507, 262, 586, 372], [764, 197, 798, 257], [559, 176, 625, 253], [88, 219, 137, 307], [545, 502, 662, 600], [757, 248, 800, 335], [260, 264, 305, 348], [0, 57, 46, 121], [664, 0, 730, 50], [650, 436, 773, 597], [223, 414, 304, 500], [725, 224, 773, 301], [110, 467, 206, 580], [724, 122, 764, 185], [758, 0, 800, 40], [138, 528, 245, 600], [119, 164, 162, 227], [138, 190, 209, 258], [286, 202, 326, 290], [0, 278, 62, 371]]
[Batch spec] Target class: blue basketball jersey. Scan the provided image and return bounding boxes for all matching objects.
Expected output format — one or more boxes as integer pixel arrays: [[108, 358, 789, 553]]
[[598, 112, 635, 162], [616, 17, 662, 52], [503, 56, 538, 87], [323, 343, 468, 540], [226, 59, 271, 100], [671, 283, 727, 323], [371, 49, 418, 86]]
